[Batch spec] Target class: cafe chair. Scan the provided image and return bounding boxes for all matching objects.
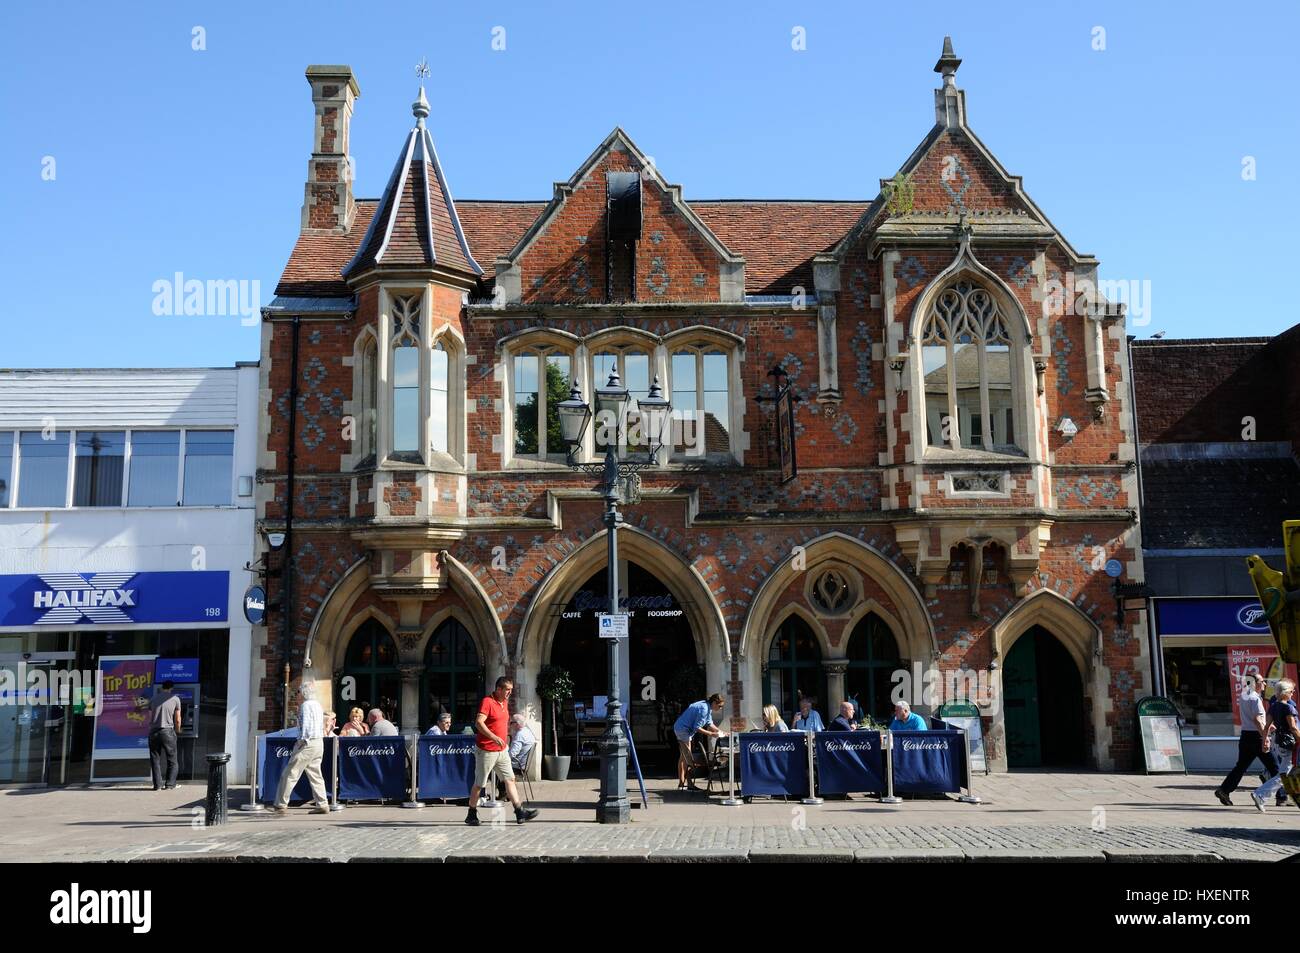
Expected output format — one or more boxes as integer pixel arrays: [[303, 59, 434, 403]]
[[512, 743, 537, 803]]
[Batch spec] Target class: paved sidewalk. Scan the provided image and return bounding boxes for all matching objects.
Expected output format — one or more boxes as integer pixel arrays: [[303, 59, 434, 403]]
[[2, 772, 1296, 862]]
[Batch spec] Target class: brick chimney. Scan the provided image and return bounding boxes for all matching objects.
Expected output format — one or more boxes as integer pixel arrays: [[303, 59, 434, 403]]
[[301, 65, 360, 233]]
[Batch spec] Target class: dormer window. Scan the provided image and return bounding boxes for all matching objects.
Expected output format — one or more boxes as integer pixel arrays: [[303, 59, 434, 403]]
[[921, 279, 1019, 451]]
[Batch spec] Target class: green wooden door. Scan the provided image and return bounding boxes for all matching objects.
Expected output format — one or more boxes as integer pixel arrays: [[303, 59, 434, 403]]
[[1003, 633, 1041, 767]]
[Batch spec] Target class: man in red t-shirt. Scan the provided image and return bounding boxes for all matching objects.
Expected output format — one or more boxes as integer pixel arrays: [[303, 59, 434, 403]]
[[466, 676, 539, 826]]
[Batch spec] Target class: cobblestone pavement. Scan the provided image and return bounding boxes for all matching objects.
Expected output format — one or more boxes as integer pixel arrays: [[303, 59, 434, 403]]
[[3, 772, 1298, 862]]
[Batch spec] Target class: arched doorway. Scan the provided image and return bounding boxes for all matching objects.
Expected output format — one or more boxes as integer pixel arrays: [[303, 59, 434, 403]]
[[763, 615, 827, 726], [338, 619, 402, 726], [420, 618, 483, 733], [547, 563, 699, 773], [845, 613, 902, 723], [1003, 625, 1086, 768]]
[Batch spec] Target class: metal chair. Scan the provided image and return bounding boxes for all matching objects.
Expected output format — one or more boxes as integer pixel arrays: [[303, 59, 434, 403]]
[[512, 743, 537, 803]]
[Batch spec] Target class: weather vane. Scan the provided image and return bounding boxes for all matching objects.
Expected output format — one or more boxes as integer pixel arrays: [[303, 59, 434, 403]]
[[415, 58, 430, 81]]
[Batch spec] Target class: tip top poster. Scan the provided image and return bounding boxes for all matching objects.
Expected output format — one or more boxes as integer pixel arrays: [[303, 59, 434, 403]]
[[94, 657, 158, 755]]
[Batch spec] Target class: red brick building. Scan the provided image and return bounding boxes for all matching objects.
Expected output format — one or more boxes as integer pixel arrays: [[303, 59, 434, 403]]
[[257, 40, 1145, 772]]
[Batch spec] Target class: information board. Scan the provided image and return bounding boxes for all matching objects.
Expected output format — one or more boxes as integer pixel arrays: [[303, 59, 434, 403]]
[[1135, 696, 1187, 774]]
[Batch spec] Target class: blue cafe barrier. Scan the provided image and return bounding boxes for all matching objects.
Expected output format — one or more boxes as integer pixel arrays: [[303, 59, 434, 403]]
[[256, 732, 337, 805], [739, 731, 808, 797], [813, 730, 887, 795], [889, 730, 968, 795], [336, 734, 408, 802], [416, 734, 478, 801]]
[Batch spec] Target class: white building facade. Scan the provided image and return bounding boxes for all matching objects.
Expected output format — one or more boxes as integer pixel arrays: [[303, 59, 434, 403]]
[[0, 366, 259, 785]]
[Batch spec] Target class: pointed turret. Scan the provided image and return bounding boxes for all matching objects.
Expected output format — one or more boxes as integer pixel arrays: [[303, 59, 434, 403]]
[[343, 87, 482, 279]]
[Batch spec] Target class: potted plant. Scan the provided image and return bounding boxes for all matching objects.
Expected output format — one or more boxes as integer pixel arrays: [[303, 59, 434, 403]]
[[537, 664, 575, 781]]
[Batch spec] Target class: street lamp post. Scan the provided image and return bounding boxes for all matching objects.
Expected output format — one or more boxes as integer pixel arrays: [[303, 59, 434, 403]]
[[557, 369, 670, 824]]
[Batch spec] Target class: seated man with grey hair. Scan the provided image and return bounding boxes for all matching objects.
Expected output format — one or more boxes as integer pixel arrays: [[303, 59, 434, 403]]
[[426, 712, 453, 735], [367, 708, 399, 736], [507, 713, 536, 773], [889, 700, 927, 732]]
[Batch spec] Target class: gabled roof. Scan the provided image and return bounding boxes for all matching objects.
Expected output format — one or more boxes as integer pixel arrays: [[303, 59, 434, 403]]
[[342, 88, 482, 279], [500, 127, 743, 268], [832, 39, 1093, 267], [276, 198, 868, 298]]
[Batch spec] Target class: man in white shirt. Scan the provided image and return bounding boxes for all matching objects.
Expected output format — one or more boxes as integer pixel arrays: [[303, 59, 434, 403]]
[[273, 681, 331, 815], [1215, 674, 1280, 810], [508, 714, 537, 773], [426, 712, 453, 735]]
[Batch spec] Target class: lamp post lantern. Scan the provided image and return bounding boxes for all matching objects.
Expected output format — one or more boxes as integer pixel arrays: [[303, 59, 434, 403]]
[[557, 370, 670, 823]]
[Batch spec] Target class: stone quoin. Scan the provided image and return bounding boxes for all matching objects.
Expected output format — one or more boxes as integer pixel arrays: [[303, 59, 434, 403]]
[[256, 39, 1145, 774]]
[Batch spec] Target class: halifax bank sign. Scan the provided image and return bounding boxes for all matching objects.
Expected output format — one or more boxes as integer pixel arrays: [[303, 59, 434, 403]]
[[0, 572, 228, 629]]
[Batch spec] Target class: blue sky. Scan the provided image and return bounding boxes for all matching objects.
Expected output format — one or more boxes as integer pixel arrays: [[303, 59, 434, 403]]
[[2, 0, 1295, 368]]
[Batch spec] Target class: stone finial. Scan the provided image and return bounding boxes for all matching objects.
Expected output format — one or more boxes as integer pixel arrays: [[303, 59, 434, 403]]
[[412, 86, 430, 126], [934, 35, 962, 88]]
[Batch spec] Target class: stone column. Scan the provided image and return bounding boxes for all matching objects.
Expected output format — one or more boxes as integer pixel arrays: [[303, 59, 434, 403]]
[[822, 659, 849, 715], [398, 663, 423, 733]]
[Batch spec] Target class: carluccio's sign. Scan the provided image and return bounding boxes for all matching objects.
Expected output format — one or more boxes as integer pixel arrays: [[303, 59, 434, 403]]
[[561, 589, 682, 620]]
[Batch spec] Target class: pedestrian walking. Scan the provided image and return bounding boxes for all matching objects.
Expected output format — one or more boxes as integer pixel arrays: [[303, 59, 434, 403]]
[[148, 680, 182, 790], [273, 681, 331, 815], [1261, 679, 1297, 808], [1215, 674, 1281, 811], [464, 677, 539, 827]]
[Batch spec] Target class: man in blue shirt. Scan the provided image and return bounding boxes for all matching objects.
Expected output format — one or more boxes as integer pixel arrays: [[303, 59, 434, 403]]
[[792, 697, 825, 732], [889, 700, 927, 732], [674, 693, 725, 791]]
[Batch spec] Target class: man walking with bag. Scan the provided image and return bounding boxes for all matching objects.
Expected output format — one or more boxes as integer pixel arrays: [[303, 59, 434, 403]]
[[274, 681, 331, 815]]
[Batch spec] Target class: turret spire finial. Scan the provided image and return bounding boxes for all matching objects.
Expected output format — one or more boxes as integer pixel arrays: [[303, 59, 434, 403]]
[[934, 36, 962, 88]]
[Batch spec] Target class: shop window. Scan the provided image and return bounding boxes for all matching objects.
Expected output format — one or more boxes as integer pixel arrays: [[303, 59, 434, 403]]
[[1164, 645, 1235, 738], [919, 279, 1019, 451], [670, 347, 730, 459], [512, 347, 573, 460], [17, 430, 70, 508], [182, 431, 233, 506], [128, 431, 180, 506], [0, 432, 12, 507], [73, 431, 126, 507], [845, 614, 903, 722], [421, 618, 483, 733]]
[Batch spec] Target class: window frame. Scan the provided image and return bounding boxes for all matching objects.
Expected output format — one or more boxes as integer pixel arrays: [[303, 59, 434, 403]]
[[918, 278, 1023, 454], [1, 427, 233, 510], [667, 344, 734, 462]]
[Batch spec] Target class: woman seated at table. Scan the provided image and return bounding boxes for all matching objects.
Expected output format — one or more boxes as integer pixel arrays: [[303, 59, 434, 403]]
[[339, 707, 369, 737], [758, 704, 789, 732]]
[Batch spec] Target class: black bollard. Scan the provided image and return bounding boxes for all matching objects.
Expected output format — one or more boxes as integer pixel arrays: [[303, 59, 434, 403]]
[[205, 752, 231, 826]]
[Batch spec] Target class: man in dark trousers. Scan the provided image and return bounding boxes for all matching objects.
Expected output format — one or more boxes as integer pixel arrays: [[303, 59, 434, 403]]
[[148, 680, 182, 790], [1216, 673, 1280, 809]]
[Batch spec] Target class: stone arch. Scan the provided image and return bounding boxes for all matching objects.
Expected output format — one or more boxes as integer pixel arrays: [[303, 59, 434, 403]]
[[740, 531, 934, 663], [840, 598, 907, 659], [514, 523, 730, 719], [987, 587, 1107, 772], [738, 531, 934, 726], [303, 553, 508, 694], [909, 237, 1033, 342], [764, 601, 833, 659], [993, 587, 1098, 676]]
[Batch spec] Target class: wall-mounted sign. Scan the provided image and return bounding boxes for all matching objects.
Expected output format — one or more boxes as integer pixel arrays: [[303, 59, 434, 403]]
[[243, 585, 267, 625], [154, 658, 199, 683], [0, 572, 229, 629], [1104, 559, 1123, 579], [1156, 598, 1271, 637], [597, 613, 629, 639], [561, 589, 682, 620]]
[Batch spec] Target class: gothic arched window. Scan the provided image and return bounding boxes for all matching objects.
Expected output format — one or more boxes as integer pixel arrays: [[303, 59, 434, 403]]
[[921, 280, 1017, 450]]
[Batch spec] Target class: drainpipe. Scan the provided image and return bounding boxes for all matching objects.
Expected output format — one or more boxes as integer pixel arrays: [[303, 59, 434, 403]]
[[1127, 333, 1161, 697], [280, 315, 301, 729]]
